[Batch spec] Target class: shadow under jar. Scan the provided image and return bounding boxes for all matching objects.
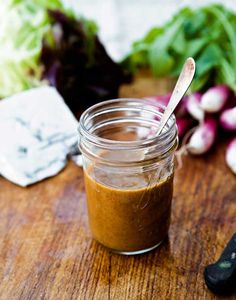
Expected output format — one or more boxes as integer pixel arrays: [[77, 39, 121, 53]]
[[79, 98, 178, 255]]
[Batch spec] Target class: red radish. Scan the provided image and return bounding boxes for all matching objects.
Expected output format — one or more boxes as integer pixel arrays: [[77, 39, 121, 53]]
[[220, 107, 236, 131], [146, 94, 171, 107], [226, 138, 236, 174], [188, 117, 217, 155], [176, 117, 193, 138], [186, 92, 204, 121], [201, 85, 230, 113], [147, 94, 188, 117], [175, 95, 188, 118]]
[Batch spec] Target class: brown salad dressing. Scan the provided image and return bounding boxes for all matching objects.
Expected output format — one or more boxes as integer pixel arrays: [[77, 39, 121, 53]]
[[84, 165, 173, 252], [79, 99, 177, 253]]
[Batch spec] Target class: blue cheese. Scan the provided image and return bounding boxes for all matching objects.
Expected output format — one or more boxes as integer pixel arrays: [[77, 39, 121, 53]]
[[0, 86, 79, 186]]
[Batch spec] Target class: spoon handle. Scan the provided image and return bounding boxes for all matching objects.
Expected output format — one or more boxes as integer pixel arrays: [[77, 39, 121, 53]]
[[156, 57, 195, 136]]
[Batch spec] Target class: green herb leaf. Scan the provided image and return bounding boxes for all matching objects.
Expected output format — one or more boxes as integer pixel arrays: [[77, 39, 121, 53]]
[[123, 4, 236, 92], [195, 44, 222, 77]]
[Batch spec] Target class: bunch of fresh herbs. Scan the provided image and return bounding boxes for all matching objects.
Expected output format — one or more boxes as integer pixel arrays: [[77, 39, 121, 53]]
[[122, 4, 236, 92]]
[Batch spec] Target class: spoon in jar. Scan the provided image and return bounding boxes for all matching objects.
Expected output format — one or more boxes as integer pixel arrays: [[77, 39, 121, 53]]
[[156, 57, 196, 135]]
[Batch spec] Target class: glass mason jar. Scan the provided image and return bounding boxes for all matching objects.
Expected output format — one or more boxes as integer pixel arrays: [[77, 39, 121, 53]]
[[79, 98, 178, 255]]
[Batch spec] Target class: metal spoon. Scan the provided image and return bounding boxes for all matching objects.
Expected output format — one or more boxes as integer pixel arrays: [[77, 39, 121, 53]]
[[156, 57, 196, 135]]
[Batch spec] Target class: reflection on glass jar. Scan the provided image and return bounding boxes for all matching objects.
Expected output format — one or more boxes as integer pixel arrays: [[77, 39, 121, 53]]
[[79, 98, 178, 255]]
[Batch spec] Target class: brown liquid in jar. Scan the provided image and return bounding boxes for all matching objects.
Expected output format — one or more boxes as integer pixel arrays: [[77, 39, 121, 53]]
[[84, 161, 173, 253]]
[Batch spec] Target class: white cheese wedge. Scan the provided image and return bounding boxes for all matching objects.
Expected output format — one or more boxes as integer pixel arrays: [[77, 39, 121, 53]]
[[0, 86, 79, 186]]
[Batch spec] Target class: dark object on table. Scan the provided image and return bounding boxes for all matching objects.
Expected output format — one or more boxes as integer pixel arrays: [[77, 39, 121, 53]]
[[204, 233, 236, 295], [41, 10, 131, 115]]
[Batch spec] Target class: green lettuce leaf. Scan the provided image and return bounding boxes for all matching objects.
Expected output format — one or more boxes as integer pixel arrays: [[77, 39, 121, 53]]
[[0, 0, 73, 98]]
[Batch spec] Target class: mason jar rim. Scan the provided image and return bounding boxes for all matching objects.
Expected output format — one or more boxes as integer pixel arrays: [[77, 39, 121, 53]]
[[79, 98, 177, 152]]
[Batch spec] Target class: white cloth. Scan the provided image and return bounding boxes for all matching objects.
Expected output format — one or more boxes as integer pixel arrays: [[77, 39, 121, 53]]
[[0, 86, 79, 186]]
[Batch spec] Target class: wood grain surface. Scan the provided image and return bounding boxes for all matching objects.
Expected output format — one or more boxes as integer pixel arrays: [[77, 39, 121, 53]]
[[0, 75, 236, 300]]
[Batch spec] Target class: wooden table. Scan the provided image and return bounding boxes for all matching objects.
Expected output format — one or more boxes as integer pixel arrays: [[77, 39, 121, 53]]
[[0, 75, 236, 299]]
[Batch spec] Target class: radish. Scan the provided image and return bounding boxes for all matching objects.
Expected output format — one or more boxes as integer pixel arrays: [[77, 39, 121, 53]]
[[226, 138, 236, 174], [146, 94, 171, 107], [220, 107, 236, 131], [201, 85, 230, 113], [186, 92, 204, 121], [176, 117, 193, 138], [188, 117, 217, 155], [147, 94, 188, 117], [175, 95, 188, 118]]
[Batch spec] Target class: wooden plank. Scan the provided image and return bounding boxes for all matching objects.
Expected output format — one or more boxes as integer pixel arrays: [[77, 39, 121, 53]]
[[0, 75, 235, 299]]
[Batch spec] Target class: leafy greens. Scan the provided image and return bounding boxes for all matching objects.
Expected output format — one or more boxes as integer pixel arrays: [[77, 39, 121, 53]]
[[122, 4, 236, 92], [0, 0, 130, 112], [0, 0, 67, 97]]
